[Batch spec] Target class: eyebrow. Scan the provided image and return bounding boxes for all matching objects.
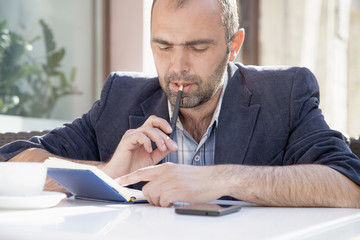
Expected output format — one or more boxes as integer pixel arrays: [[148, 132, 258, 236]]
[[152, 38, 216, 46]]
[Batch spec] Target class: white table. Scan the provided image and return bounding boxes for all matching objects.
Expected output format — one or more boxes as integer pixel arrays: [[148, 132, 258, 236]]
[[1, 198, 360, 240]]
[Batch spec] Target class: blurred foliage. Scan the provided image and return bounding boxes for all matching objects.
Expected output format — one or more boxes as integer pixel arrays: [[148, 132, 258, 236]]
[[0, 19, 79, 118]]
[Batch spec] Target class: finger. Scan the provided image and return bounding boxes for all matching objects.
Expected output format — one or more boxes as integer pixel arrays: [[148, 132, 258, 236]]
[[142, 187, 155, 206], [121, 130, 153, 153], [116, 165, 158, 186], [144, 127, 178, 153], [126, 127, 166, 153], [155, 133, 178, 152], [136, 126, 170, 152], [132, 132, 154, 153], [150, 149, 174, 165], [142, 182, 159, 206], [143, 178, 181, 207], [150, 139, 178, 165], [141, 174, 171, 206], [159, 190, 179, 207], [139, 116, 177, 152], [164, 135, 178, 151], [144, 115, 173, 134]]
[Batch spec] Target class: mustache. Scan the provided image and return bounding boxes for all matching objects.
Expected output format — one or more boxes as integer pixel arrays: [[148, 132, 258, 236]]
[[165, 73, 201, 84]]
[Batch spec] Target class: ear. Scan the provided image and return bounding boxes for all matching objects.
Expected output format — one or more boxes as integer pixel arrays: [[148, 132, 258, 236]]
[[229, 28, 245, 62]]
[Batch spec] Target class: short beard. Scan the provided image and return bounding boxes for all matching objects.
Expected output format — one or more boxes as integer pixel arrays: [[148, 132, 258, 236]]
[[162, 52, 230, 108]]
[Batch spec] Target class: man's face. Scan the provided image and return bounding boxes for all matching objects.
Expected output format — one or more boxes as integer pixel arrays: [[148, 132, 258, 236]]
[[151, 0, 230, 108]]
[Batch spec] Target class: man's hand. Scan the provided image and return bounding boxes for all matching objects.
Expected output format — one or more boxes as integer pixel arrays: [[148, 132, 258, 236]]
[[102, 115, 178, 179], [116, 163, 227, 207]]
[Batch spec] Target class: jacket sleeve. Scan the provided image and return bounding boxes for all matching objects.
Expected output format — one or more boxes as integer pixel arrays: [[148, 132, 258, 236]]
[[283, 67, 360, 185], [0, 73, 115, 162]]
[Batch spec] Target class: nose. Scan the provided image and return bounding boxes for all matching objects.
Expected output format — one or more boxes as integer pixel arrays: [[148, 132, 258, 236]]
[[170, 47, 190, 74]]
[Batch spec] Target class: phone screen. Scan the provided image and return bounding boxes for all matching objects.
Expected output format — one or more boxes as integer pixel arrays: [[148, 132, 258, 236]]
[[175, 203, 241, 216]]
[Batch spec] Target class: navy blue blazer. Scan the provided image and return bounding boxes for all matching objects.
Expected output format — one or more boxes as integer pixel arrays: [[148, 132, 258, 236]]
[[1, 63, 360, 185]]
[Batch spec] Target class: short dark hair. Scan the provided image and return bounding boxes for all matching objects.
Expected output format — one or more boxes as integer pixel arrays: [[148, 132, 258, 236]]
[[151, 0, 239, 43]]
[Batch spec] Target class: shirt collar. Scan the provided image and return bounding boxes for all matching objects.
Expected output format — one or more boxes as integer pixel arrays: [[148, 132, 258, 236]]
[[167, 69, 228, 129]]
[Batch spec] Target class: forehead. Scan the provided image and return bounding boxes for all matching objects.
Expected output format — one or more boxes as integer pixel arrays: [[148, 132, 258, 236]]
[[151, 0, 225, 43]]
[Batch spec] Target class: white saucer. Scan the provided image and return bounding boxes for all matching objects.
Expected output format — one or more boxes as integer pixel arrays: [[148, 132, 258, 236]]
[[0, 191, 66, 210]]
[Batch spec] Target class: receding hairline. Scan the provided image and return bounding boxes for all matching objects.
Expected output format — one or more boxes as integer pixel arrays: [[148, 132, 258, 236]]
[[151, 0, 188, 14], [151, 0, 223, 30], [151, 0, 239, 43]]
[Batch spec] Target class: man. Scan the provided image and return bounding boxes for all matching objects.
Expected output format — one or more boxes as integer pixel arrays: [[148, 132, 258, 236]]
[[1, 0, 360, 208]]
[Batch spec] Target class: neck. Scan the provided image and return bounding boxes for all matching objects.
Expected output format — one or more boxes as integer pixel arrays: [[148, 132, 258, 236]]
[[179, 86, 222, 142]]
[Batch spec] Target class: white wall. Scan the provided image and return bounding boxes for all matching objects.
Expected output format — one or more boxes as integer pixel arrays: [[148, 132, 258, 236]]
[[109, 0, 156, 75]]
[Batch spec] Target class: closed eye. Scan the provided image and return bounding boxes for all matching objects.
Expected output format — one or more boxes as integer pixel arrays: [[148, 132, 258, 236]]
[[191, 45, 209, 52], [159, 45, 172, 51]]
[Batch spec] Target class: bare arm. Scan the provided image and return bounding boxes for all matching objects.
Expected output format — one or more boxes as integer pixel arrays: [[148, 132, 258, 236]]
[[222, 164, 360, 208], [117, 163, 360, 208]]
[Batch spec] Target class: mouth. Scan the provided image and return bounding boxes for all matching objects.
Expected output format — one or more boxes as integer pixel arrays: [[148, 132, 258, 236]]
[[171, 82, 193, 93]]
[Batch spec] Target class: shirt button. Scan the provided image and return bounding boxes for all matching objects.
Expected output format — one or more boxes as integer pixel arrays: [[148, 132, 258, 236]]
[[194, 155, 200, 162]]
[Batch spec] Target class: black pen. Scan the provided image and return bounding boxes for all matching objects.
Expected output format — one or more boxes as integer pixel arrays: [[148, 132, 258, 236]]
[[169, 84, 183, 139]]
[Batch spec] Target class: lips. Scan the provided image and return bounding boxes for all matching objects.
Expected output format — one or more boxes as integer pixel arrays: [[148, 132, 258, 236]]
[[172, 82, 193, 93]]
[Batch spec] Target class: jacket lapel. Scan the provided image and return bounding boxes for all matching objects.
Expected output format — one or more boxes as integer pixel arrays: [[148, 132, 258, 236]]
[[215, 64, 260, 165], [129, 87, 169, 130]]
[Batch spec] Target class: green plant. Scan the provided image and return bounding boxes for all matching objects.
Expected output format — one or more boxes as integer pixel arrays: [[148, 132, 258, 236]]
[[0, 19, 79, 118]]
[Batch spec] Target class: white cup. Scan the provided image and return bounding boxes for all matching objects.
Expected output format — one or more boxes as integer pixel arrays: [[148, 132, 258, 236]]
[[0, 162, 47, 196]]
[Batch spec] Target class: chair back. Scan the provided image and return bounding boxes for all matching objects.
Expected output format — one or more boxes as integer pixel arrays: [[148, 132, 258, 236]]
[[349, 137, 360, 159], [0, 131, 49, 147]]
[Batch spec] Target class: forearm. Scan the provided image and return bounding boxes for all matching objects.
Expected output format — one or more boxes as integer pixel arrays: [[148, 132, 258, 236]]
[[219, 164, 360, 208], [9, 148, 54, 163]]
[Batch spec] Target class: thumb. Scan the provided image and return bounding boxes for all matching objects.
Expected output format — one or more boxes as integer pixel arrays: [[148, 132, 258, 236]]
[[150, 148, 174, 165], [150, 139, 177, 165]]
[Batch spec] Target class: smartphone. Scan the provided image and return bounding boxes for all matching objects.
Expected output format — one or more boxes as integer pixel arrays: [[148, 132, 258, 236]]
[[175, 203, 241, 216]]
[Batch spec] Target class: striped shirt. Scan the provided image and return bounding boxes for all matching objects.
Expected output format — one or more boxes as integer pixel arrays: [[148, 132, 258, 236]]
[[164, 74, 228, 166]]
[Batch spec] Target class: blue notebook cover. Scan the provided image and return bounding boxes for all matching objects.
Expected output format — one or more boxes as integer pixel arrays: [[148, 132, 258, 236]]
[[45, 159, 146, 203]]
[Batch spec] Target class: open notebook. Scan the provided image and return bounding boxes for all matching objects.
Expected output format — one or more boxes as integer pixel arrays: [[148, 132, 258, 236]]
[[44, 157, 146, 203]]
